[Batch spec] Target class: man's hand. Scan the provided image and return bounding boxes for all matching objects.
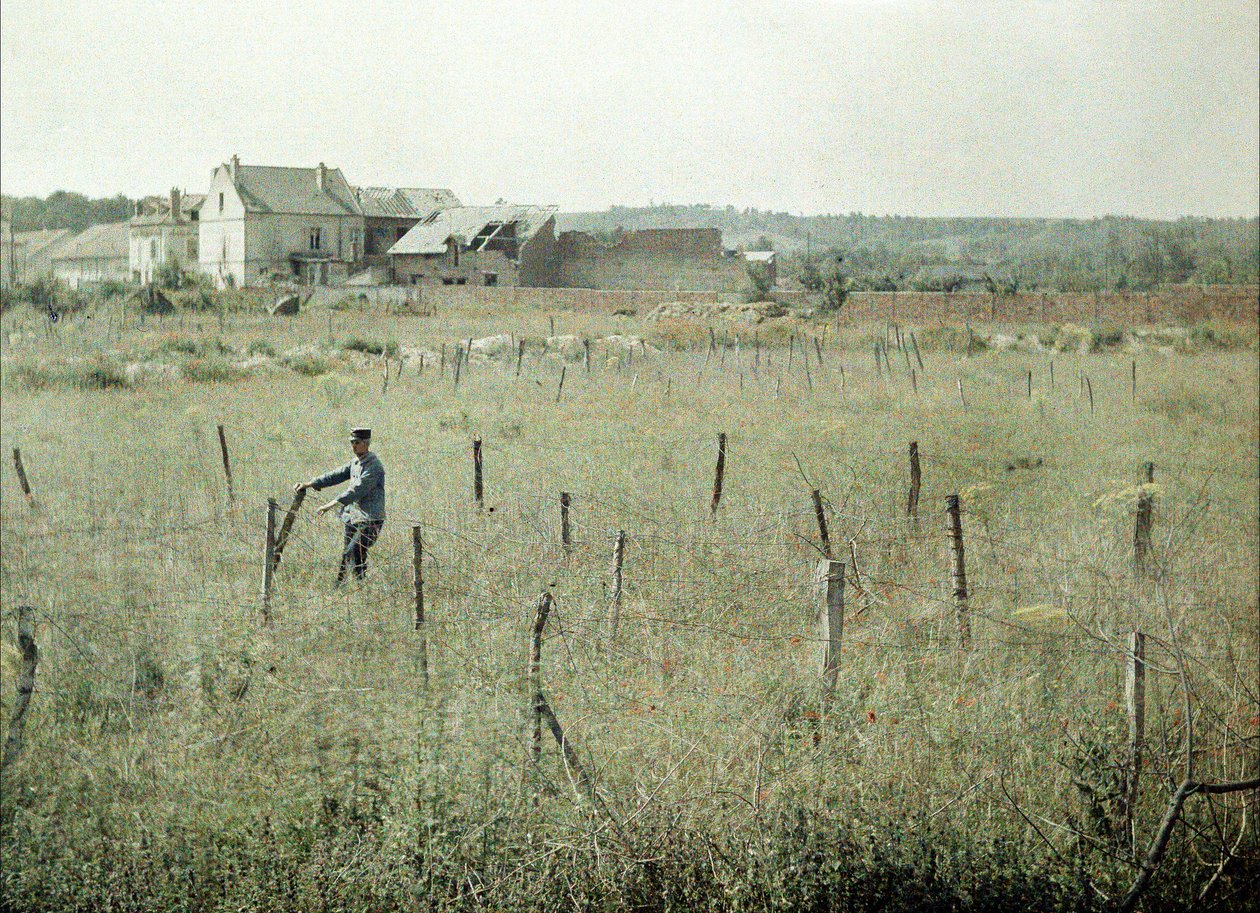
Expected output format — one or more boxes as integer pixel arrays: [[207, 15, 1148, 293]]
[[316, 501, 339, 516], [294, 481, 309, 493]]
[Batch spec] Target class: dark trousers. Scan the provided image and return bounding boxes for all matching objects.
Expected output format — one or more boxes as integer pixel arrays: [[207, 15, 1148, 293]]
[[337, 520, 383, 585]]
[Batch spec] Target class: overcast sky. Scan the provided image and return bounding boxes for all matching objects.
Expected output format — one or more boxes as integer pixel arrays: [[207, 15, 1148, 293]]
[[1, 1, 1256, 218]]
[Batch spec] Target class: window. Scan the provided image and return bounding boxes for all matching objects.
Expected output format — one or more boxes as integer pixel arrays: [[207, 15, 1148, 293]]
[[396, 226, 408, 241], [218, 192, 224, 213], [187, 238, 197, 259], [309, 227, 321, 250], [483, 272, 498, 287], [150, 239, 158, 258], [452, 246, 460, 267]]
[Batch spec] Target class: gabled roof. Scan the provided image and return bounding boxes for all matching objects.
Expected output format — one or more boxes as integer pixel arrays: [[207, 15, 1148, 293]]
[[51, 222, 131, 261], [354, 186, 461, 218], [744, 250, 776, 263], [5, 228, 74, 257], [230, 164, 361, 216], [389, 205, 557, 256]]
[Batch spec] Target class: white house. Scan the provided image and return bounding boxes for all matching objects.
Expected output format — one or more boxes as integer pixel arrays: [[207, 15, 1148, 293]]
[[199, 156, 366, 287]]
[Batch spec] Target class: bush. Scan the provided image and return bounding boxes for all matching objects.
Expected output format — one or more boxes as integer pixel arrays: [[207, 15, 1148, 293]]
[[284, 352, 334, 376], [246, 339, 277, 358], [338, 336, 399, 359], [181, 357, 246, 383], [5, 357, 131, 391]]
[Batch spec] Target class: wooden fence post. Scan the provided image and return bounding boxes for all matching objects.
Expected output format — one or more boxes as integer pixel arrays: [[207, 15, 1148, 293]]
[[413, 526, 429, 685], [907, 441, 922, 531], [11, 448, 36, 511], [453, 346, 463, 388], [583, 337, 591, 373], [1134, 462, 1155, 574], [946, 494, 971, 649], [560, 492, 572, 552], [1125, 630, 1147, 851], [610, 530, 627, 640], [1050, 359, 1055, 390], [817, 559, 845, 698], [1027, 368, 1032, 399], [529, 591, 554, 776], [957, 377, 968, 411], [1086, 376, 1095, 415], [216, 425, 235, 506], [910, 332, 925, 370], [555, 366, 566, 403], [1, 605, 38, 770], [516, 338, 525, 377], [472, 438, 484, 510], [262, 498, 277, 626], [1131, 359, 1137, 403], [710, 433, 727, 515], [811, 489, 832, 559], [272, 487, 306, 565]]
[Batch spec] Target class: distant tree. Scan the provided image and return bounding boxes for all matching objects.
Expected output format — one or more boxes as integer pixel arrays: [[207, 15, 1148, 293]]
[[749, 235, 774, 251], [798, 259, 825, 293], [746, 262, 775, 299], [819, 256, 849, 313]]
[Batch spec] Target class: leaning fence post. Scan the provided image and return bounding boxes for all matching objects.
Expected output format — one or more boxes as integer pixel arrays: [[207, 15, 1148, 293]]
[[711, 433, 728, 516], [216, 424, 235, 507], [1134, 462, 1155, 574], [555, 366, 566, 403], [907, 441, 922, 531], [811, 489, 833, 559], [609, 530, 627, 640], [1, 605, 38, 770], [11, 448, 36, 511], [413, 526, 429, 684], [262, 498, 277, 626], [946, 494, 971, 649], [272, 487, 307, 565], [817, 559, 845, 699], [529, 591, 554, 778], [472, 438, 484, 510], [1125, 630, 1147, 852], [956, 377, 968, 411], [516, 339, 525, 377]]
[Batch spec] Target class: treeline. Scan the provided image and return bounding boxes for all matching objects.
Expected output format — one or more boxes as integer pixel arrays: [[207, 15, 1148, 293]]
[[559, 204, 1260, 292], [1, 191, 137, 234]]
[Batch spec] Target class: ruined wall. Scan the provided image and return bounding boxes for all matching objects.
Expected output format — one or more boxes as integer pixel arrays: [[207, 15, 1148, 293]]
[[556, 228, 750, 292]]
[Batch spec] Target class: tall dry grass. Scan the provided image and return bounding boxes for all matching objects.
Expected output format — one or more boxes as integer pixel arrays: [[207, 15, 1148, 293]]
[[1, 299, 1257, 911]]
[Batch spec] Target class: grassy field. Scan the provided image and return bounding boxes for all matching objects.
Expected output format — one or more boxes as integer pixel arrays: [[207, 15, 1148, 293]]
[[1, 297, 1257, 911]]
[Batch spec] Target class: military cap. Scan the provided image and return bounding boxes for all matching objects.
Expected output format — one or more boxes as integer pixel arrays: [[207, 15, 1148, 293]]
[[350, 427, 372, 442]]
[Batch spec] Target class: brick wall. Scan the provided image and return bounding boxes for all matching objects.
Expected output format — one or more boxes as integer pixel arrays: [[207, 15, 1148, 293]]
[[556, 228, 750, 292]]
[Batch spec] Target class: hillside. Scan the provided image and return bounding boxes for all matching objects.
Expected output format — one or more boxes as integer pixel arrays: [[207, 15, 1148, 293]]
[[559, 205, 1260, 292]]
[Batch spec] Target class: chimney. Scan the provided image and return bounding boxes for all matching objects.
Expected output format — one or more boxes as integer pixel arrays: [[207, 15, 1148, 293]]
[[170, 187, 181, 222], [134, 200, 142, 217], [316, 162, 327, 193], [228, 154, 240, 179]]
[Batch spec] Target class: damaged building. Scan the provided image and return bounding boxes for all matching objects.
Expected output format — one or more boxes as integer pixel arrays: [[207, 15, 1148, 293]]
[[388, 205, 559, 287]]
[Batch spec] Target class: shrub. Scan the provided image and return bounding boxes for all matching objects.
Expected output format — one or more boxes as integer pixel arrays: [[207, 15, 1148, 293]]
[[338, 336, 399, 359], [246, 339, 277, 358], [285, 352, 334, 376], [181, 357, 246, 383], [5, 357, 132, 391]]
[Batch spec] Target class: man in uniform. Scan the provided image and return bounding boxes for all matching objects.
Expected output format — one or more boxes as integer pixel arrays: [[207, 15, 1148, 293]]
[[296, 427, 386, 585]]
